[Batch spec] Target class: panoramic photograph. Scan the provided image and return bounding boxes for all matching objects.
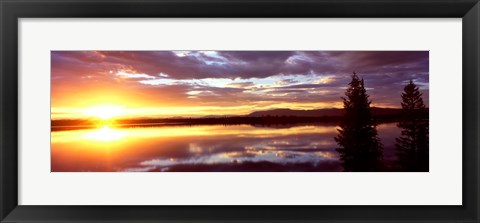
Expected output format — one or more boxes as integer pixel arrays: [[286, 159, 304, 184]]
[[51, 51, 429, 172]]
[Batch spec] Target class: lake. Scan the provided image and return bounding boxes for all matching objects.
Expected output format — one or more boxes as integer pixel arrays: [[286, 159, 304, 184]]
[[51, 123, 400, 172]]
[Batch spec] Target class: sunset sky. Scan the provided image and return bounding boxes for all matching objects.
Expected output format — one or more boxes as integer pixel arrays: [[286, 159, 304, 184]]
[[51, 51, 429, 120]]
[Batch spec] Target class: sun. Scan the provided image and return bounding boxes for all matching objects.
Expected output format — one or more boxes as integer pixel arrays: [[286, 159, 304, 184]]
[[83, 105, 126, 120]]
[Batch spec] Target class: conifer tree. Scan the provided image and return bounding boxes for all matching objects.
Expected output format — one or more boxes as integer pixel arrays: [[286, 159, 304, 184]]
[[395, 80, 429, 171], [335, 73, 383, 171]]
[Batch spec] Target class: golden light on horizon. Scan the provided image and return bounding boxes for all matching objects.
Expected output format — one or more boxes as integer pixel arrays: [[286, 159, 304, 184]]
[[51, 101, 399, 120], [83, 105, 126, 120]]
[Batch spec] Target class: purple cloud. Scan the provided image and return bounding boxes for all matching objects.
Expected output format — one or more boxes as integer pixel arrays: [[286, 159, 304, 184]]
[[51, 51, 429, 109]]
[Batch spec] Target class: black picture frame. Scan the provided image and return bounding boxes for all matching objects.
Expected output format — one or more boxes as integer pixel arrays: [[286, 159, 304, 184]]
[[1, 0, 479, 222]]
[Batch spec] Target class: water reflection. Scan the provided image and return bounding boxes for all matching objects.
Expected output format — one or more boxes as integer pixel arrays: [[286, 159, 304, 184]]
[[84, 126, 127, 142], [51, 123, 399, 172]]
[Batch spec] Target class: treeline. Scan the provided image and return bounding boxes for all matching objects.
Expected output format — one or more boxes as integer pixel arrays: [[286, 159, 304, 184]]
[[51, 116, 341, 131], [50, 111, 426, 131], [335, 73, 428, 172]]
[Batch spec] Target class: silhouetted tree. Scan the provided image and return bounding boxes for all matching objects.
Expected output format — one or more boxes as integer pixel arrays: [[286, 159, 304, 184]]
[[335, 73, 383, 171], [395, 80, 429, 171]]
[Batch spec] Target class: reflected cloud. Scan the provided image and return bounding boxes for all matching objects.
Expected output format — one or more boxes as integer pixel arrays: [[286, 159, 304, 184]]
[[51, 123, 398, 172]]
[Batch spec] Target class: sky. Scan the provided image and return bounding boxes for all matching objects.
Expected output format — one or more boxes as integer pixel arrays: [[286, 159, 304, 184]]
[[51, 51, 429, 119]]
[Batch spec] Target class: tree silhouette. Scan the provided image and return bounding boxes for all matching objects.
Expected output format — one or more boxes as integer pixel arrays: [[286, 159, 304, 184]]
[[395, 80, 429, 171], [335, 73, 383, 171]]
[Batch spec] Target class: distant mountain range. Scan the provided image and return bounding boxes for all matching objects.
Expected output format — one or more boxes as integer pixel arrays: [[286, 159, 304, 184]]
[[248, 107, 403, 117]]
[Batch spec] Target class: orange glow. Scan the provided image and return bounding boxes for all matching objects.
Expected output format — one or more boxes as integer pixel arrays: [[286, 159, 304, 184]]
[[83, 105, 127, 120], [51, 125, 335, 144], [84, 126, 126, 142], [51, 102, 348, 120]]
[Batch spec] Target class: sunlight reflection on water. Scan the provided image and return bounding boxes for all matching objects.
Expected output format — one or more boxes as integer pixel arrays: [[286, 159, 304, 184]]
[[51, 123, 399, 172]]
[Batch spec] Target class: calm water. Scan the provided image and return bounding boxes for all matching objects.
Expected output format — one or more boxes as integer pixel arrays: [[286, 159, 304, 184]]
[[51, 123, 400, 172]]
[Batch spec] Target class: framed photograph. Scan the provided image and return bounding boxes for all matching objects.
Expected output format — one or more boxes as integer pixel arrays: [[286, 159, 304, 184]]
[[1, 0, 479, 222]]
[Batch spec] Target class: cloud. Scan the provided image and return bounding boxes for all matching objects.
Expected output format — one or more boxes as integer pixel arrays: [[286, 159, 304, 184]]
[[227, 82, 255, 88], [51, 51, 429, 110]]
